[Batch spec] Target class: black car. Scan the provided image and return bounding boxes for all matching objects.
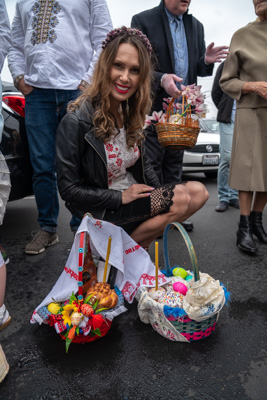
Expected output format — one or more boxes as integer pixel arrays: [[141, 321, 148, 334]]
[[1, 81, 33, 201]]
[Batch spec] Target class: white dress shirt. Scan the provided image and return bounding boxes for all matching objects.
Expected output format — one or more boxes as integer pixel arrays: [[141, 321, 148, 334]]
[[8, 0, 113, 89]]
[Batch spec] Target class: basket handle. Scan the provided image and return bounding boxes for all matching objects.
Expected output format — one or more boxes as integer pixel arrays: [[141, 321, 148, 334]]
[[163, 222, 199, 282], [166, 97, 175, 122], [166, 96, 191, 123], [78, 231, 87, 303]]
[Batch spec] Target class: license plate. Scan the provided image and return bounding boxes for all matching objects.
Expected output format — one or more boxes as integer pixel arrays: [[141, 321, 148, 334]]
[[202, 155, 219, 165]]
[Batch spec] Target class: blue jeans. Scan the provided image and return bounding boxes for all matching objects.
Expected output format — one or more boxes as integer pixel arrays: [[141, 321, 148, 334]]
[[25, 88, 81, 232], [218, 122, 238, 203]]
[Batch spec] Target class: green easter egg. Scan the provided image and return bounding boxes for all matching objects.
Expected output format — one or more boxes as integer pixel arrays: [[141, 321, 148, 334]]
[[172, 267, 187, 279], [185, 274, 193, 281]]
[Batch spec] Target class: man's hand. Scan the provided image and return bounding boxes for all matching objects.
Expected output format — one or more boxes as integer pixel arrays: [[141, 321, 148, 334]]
[[121, 184, 155, 204], [17, 78, 34, 96], [161, 74, 182, 98], [78, 84, 86, 92], [205, 42, 229, 64]]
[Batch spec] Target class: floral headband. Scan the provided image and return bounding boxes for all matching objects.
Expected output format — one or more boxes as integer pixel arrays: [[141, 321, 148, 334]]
[[102, 26, 153, 56]]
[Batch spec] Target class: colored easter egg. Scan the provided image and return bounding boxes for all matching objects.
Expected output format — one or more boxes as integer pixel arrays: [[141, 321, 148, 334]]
[[81, 303, 94, 317], [71, 312, 83, 327], [47, 302, 61, 315], [173, 282, 188, 295], [185, 274, 193, 281], [172, 267, 187, 279]]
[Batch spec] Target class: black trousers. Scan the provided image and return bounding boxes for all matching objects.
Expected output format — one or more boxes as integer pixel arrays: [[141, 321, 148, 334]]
[[144, 126, 184, 184]]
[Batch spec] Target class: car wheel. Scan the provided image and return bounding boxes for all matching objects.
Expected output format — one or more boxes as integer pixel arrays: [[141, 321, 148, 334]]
[[204, 171, 217, 179]]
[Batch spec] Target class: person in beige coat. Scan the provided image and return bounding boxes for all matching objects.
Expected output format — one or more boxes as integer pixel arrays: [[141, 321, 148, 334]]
[[220, 0, 267, 254]]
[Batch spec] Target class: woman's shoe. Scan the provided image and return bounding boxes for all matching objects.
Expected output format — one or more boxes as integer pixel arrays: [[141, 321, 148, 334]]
[[250, 211, 267, 244], [236, 215, 258, 254]]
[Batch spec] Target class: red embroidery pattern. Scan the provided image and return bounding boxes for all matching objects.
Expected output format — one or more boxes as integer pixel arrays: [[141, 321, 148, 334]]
[[122, 273, 168, 302], [104, 132, 140, 187], [54, 320, 67, 334], [106, 143, 113, 152], [64, 266, 79, 281], [125, 244, 140, 254], [94, 220, 103, 229]]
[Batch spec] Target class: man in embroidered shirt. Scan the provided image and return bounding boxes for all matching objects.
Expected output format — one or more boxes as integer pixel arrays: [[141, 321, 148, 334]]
[[131, 0, 228, 230], [8, 0, 113, 255]]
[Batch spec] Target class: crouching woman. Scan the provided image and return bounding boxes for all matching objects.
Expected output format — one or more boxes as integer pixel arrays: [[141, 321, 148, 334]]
[[56, 27, 209, 250]]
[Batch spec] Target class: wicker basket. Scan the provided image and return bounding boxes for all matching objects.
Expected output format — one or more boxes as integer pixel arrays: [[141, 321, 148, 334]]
[[42, 231, 122, 350], [162, 222, 219, 342], [137, 223, 222, 342], [156, 97, 200, 150]]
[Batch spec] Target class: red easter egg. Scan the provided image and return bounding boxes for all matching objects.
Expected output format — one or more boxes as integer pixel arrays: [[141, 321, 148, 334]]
[[81, 303, 94, 317]]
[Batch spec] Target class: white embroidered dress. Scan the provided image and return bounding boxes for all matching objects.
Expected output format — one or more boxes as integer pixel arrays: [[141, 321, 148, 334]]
[[104, 128, 140, 191]]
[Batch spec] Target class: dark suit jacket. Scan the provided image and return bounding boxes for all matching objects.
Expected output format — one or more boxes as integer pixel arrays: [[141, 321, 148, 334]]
[[131, 0, 214, 112]]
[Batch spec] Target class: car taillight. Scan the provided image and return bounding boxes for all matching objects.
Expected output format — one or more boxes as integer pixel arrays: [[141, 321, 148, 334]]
[[2, 95, 25, 117]]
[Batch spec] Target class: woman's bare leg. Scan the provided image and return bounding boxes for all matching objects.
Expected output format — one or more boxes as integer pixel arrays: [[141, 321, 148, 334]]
[[252, 192, 267, 212], [239, 190, 253, 215], [178, 181, 209, 221], [130, 181, 209, 247]]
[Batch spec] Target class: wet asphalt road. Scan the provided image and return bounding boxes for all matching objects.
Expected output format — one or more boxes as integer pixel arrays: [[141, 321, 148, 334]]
[[0, 174, 267, 400]]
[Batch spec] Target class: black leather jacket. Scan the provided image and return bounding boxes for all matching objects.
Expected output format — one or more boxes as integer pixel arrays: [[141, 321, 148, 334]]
[[56, 100, 160, 220]]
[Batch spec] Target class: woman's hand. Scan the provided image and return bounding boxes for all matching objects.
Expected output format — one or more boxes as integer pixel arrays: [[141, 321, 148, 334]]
[[121, 184, 155, 204], [243, 81, 267, 99]]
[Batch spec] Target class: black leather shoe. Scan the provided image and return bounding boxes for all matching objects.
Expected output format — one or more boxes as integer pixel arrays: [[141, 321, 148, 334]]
[[215, 201, 228, 212], [250, 211, 267, 244], [181, 220, 194, 231], [236, 215, 258, 254], [229, 199, 240, 209]]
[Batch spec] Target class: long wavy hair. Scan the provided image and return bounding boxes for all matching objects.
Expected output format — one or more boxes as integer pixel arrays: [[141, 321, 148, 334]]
[[68, 33, 153, 147]]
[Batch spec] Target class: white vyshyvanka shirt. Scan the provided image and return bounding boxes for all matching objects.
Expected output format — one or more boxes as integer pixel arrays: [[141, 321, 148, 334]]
[[8, 0, 113, 89], [104, 128, 140, 191]]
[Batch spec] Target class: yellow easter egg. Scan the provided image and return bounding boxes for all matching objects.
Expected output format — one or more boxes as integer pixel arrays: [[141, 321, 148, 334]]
[[47, 302, 61, 315], [172, 267, 187, 279]]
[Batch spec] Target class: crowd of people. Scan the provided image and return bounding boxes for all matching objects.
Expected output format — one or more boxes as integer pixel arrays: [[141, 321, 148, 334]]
[[1, 0, 267, 383]]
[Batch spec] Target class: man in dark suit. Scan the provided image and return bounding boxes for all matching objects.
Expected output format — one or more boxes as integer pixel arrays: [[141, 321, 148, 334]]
[[131, 0, 228, 230]]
